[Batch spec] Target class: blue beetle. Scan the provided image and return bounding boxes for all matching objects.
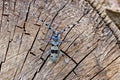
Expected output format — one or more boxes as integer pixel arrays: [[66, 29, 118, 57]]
[[39, 18, 72, 62]]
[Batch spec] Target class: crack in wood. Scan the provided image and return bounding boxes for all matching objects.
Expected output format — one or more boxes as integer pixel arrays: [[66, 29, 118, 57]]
[[61, 50, 77, 65], [18, 27, 40, 76], [2, 13, 9, 16], [16, 25, 23, 29], [23, 1, 32, 32], [63, 43, 98, 80], [49, 0, 69, 27], [31, 71, 37, 80], [73, 70, 77, 76], [31, 54, 50, 80], [90, 54, 120, 80], [60, 35, 81, 65], [34, 24, 41, 27], [24, 32, 31, 35], [0, 40, 11, 71], [13, 0, 17, 11], [13, 66, 19, 80], [30, 52, 36, 56], [116, 40, 120, 48]]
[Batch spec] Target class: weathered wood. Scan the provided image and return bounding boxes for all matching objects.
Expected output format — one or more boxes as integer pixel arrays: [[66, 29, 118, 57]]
[[0, 0, 120, 80], [106, 9, 120, 30]]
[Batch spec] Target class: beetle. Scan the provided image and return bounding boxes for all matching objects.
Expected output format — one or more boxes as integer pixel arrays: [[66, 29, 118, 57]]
[[46, 45, 63, 62], [39, 18, 72, 62]]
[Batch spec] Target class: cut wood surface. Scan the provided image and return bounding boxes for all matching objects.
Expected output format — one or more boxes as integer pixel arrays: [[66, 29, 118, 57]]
[[0, 0, 120, 80]]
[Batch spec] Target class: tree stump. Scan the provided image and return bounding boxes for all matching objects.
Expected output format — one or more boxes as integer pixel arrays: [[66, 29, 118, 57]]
[[0, 0, 120, 80]]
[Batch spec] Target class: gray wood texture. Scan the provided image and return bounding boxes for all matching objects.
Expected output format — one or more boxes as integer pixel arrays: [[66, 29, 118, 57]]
[[0, 0, 120, 80]]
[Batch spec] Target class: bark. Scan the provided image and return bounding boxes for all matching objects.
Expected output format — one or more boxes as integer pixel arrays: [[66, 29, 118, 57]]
[[0, 0, 120, 80]]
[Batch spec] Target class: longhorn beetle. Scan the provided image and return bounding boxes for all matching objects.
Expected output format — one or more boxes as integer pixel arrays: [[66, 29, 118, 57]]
[[39, 18, 73, 62]]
